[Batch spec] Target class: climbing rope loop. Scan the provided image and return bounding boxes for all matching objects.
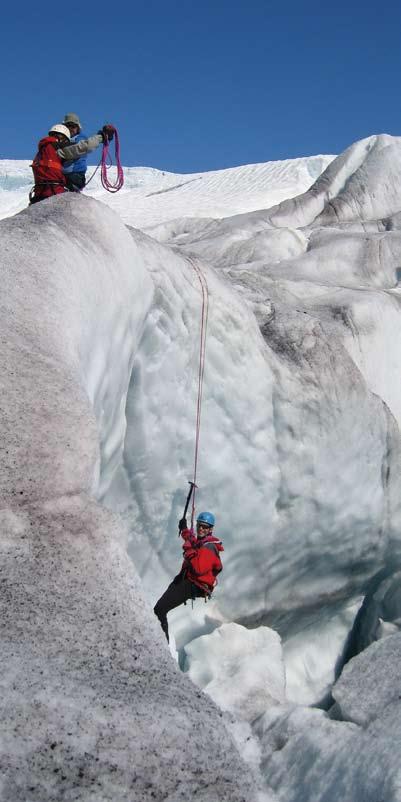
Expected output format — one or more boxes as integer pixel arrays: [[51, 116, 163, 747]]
[[101, 127, 124, 193]]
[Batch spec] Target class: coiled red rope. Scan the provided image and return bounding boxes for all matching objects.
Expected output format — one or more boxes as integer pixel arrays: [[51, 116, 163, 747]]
[[101, 127, 124, 193], [187, 256, 209, 528]]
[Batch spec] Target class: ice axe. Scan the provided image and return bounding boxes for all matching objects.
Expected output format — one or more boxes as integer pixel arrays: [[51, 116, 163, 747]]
[[178, 481, 197, 536]]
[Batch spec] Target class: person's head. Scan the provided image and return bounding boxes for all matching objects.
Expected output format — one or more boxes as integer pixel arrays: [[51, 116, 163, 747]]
[[63, 112, 82, 138], [48, 124, 71, 146], [196, 511, 215, 537]]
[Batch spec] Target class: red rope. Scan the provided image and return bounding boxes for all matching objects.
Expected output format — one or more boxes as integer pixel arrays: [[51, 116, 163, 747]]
[[83, 159, 101, 188], [187, 256, 209, 528], [101, 128, 124, 193]]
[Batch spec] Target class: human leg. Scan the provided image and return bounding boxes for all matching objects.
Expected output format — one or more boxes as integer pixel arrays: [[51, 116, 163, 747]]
[[154, 576, 204, 641], [65, 172, 86, 192]]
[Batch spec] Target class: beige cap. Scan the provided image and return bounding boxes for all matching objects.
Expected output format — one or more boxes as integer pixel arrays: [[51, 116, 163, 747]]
[[63, 112, 82, 131]]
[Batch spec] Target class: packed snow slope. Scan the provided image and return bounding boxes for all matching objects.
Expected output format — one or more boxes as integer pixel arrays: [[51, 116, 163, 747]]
[[3, 135, 401, 801], [0, 153, 334, 225]]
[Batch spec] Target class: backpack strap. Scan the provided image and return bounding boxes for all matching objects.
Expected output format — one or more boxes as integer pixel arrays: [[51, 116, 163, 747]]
[[202, 541, 220, 558]]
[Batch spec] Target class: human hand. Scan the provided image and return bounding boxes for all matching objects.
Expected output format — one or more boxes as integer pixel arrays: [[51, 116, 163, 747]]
[[102, 124, 115, 142]]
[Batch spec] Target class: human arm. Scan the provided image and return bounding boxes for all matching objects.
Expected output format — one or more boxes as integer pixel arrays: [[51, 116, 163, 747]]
[[57, 133, 103, 161], [181, 527, 197, 547]]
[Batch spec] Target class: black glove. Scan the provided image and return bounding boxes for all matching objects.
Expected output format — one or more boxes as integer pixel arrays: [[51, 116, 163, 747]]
[[97, 126, 114, 143], [178, 517, 187, 532], [102, 124, 115, 142]]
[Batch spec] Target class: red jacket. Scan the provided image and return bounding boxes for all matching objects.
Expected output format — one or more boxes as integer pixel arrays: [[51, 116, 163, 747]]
[[181, 528, 223, 592], [31, 137, 67, 202]]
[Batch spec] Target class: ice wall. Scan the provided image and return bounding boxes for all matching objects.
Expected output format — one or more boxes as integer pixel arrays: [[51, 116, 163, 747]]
[[0, 195, 262, 802], [142, 133, 401, 799], [256, 631, 401, 802], [121, 135, 401, 713], [102, 140, 401, 713], [118, 224, 401, 625]]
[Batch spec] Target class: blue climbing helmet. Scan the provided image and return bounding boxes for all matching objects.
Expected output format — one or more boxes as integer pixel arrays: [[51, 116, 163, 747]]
[[197, 511, 215, 528]]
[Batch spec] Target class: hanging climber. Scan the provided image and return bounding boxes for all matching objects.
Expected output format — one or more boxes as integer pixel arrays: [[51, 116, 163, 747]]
[[29, 122, 115, 205], [62, 112, 91, 192], [154, 512, 223, 643]]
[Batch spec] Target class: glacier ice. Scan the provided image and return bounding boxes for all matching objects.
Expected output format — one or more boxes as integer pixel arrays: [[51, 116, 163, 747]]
[[184, 622, 285, 722], [2, 135, 401, 800], [0, 195, 264, 801]]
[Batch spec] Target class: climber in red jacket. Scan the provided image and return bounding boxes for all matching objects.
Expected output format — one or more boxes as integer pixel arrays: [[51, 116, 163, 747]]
[[154, 511, 223, 642]]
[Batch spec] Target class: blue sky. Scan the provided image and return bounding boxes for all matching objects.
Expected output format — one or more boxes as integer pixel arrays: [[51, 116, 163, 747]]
[[1, 0, 400, 173]]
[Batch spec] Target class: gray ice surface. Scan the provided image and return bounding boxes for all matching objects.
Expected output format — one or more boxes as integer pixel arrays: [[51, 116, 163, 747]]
[[0, 195, 263, 802]]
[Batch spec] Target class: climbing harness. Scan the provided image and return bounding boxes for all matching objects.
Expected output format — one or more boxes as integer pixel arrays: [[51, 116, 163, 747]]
[[29, 182, 68, 204], [186, 255, 210, 528]]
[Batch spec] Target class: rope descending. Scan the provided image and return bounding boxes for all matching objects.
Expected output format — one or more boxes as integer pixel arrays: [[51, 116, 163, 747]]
[[187, 256, 209, 528]]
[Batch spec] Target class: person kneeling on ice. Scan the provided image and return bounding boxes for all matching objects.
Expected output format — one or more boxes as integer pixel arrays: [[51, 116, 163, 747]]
[[29, 122, 115, 204], [154, 512, 223, 642]]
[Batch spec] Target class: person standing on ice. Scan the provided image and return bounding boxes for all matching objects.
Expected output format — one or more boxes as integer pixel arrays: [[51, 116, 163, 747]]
[[154, 512, 223, 642], [29, 122, 114, 204], [62, 112, 91, 192]]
